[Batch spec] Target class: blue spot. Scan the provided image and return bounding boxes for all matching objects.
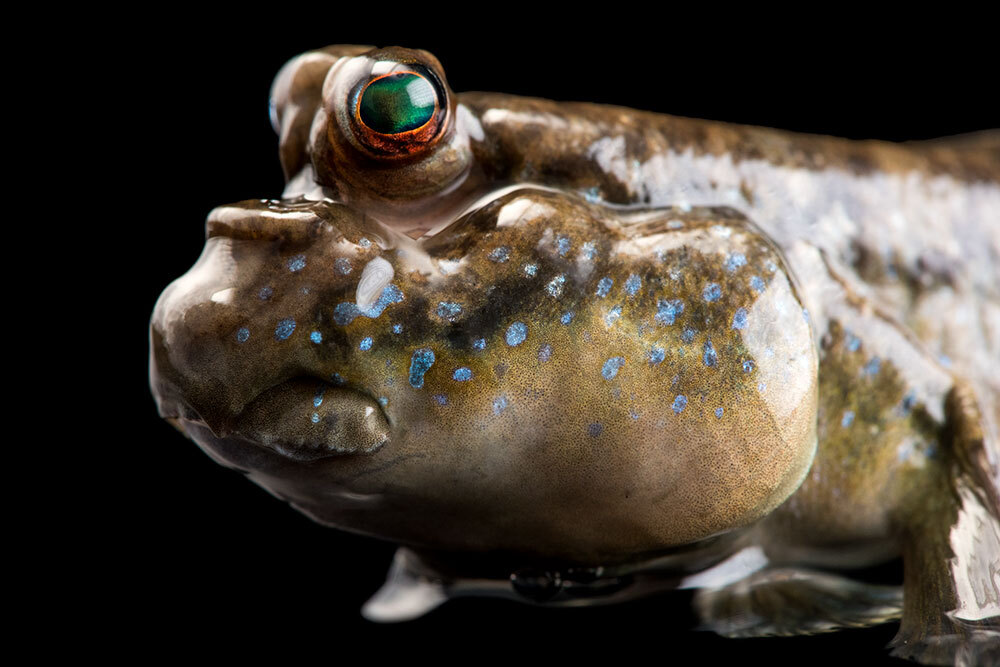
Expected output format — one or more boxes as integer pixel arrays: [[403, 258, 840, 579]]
[[672, 395, 688, 413], [845, 332, 861, 352], [506, 322, 528, 346], [378, 397, 388, 407], [334, 258, 352, 275], [258, 286, 273, 300], [432, 393, 448, 406], [766, 260, 778, 272], [310, 331, 322, 344], [649, 347, 665, 364], [359, 337, 373, 351], [862, 357, 881, 376], [408, 348, 435, 388], [703, 340, 718, 367], [523, 263, 538, 277], [453, 367, 473, 381], [602, 356, 625, 380], [581, 241, 597, 260], [333, 284, 405, 325], [629, 409, 640, 420], [842, 410, 855, 427], [584, 187, 600, 203], [750, 276, 765, 292], [731, 308, 748, 330], [724, 253, 747, 272], [547, 274, 566, 297], [901, 391, 916, 414], [473, 338, 486, 350], [625, 274, 642, 296], [758, 382, 767, 393], [556, 235, 571, 256], [703, 283, 722, 302], [655, 299, 684, 326], [236, 327, 250, 343], [274, 318, 296, 341], [311, 412, 320, 423], [493, 395, 509, 414], [392, 323, 403, 334], [313, 386, 325, 408], [715, 407, 724, 419], [938, 354, 952, 367], [331, 372, 345, 386], [743, 360, 755, 373], [488, 246, 511, 262], [358, 237, 371, 248], [605, 305, 622, 327], [287, 254, 306, 272], [681, 328, 696, 343], [802, 309, 810, 323], [538, 344, 552, 363], [588, 423, 604, 437], [596, 277, 613, 297], [560, 311, 574, 325], [437, 301, 463, 320]]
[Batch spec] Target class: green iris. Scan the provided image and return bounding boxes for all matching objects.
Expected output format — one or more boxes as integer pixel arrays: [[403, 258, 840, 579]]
[[359, 72, 437, 135]]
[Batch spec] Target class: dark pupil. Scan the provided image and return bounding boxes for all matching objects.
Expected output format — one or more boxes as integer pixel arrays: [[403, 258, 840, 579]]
[[359, 73, 436, 135]]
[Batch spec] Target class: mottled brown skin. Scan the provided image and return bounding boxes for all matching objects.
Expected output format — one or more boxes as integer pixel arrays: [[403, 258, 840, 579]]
[[150, 45, 1000, 665]]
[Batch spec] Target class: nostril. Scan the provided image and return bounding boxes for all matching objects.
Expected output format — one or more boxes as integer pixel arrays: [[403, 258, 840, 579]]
[[234, 377, 389, 461]]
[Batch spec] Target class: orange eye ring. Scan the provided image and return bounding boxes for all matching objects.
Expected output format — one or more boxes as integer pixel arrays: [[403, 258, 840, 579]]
[[350, 66, 447, 156]]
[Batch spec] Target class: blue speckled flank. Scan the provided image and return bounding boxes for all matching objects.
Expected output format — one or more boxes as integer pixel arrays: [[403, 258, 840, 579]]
[[649, 347, 665, 364], [845, 332, 861, 352], [681, 328, 696, 343], [473, 337, 486, 350], [359, 336, 373, 351], [392, 323, 403, 334], [842, 410, 855, 427], [488, 246, 511, 262], [743, 360, 755, 373], [605, 305, 622, 327], [305, 331, 319, 344], [547, 274, 566, 297], [453, 367, 473, 381], [655, 299, 684, 326], [506, 322, 528, 346], [732, 308, 748, 330], [672, 395, 688, 413], [287, 254, 306, 272], [523, 263, 538, 277], [313, 386, 325, 408], [538, 344, 552, 362], [437, 301, 463, 320], [408, 348, 435, 388], [581, 241, 597, 260], [258, 286, 273, 300], [235, 327, 250, 343], [378, 397, 388, 407], [766, 260, 778, 273], [274, 318, 296, 341], [432, 393, 448, 406], [333, 284, 405, 325], [625, 274, 642, 296], [715, 407, 724, 419], [560, 311, 574, 325], [311, 412, 320, 423], [750, 275, 765, 292], [703, 340, 718, 367], [862, 357, 881, 376], [596, 277, 613, 297], [556, 235, 571, 256], [703, 283, 722, 302], [588, 423, 604, 437], [334, 258, 352, 275], [724, 253, 747, 272], [493, 395, 509, 414], [359, 237, 371, 248], [602, 356, 625, 380]]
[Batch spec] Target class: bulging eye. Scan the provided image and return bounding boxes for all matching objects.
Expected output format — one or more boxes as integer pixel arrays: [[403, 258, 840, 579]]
[[350, 64, 447, 155]]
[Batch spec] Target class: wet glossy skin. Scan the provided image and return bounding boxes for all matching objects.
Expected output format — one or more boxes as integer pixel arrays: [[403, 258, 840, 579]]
[[150, 45, 999, 664]]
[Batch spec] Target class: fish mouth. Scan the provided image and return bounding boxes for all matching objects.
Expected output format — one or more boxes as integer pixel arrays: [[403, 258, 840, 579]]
[[220, 377, 392, 463]]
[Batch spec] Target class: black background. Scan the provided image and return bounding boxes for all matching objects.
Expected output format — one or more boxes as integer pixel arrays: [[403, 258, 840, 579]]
[[98, 17, 997, 664]]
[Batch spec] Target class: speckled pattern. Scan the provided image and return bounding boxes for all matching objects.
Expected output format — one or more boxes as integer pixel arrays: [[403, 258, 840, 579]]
[[150, 44, 1000, 665]]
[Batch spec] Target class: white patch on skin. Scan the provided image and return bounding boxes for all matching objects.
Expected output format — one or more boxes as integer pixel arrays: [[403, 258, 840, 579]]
[[949, 482, 1000, 621], [356, 256, 394, 312], [497, 197, 554, 228], [210, 288, 235, 304], [678, 546, 769, 589]]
